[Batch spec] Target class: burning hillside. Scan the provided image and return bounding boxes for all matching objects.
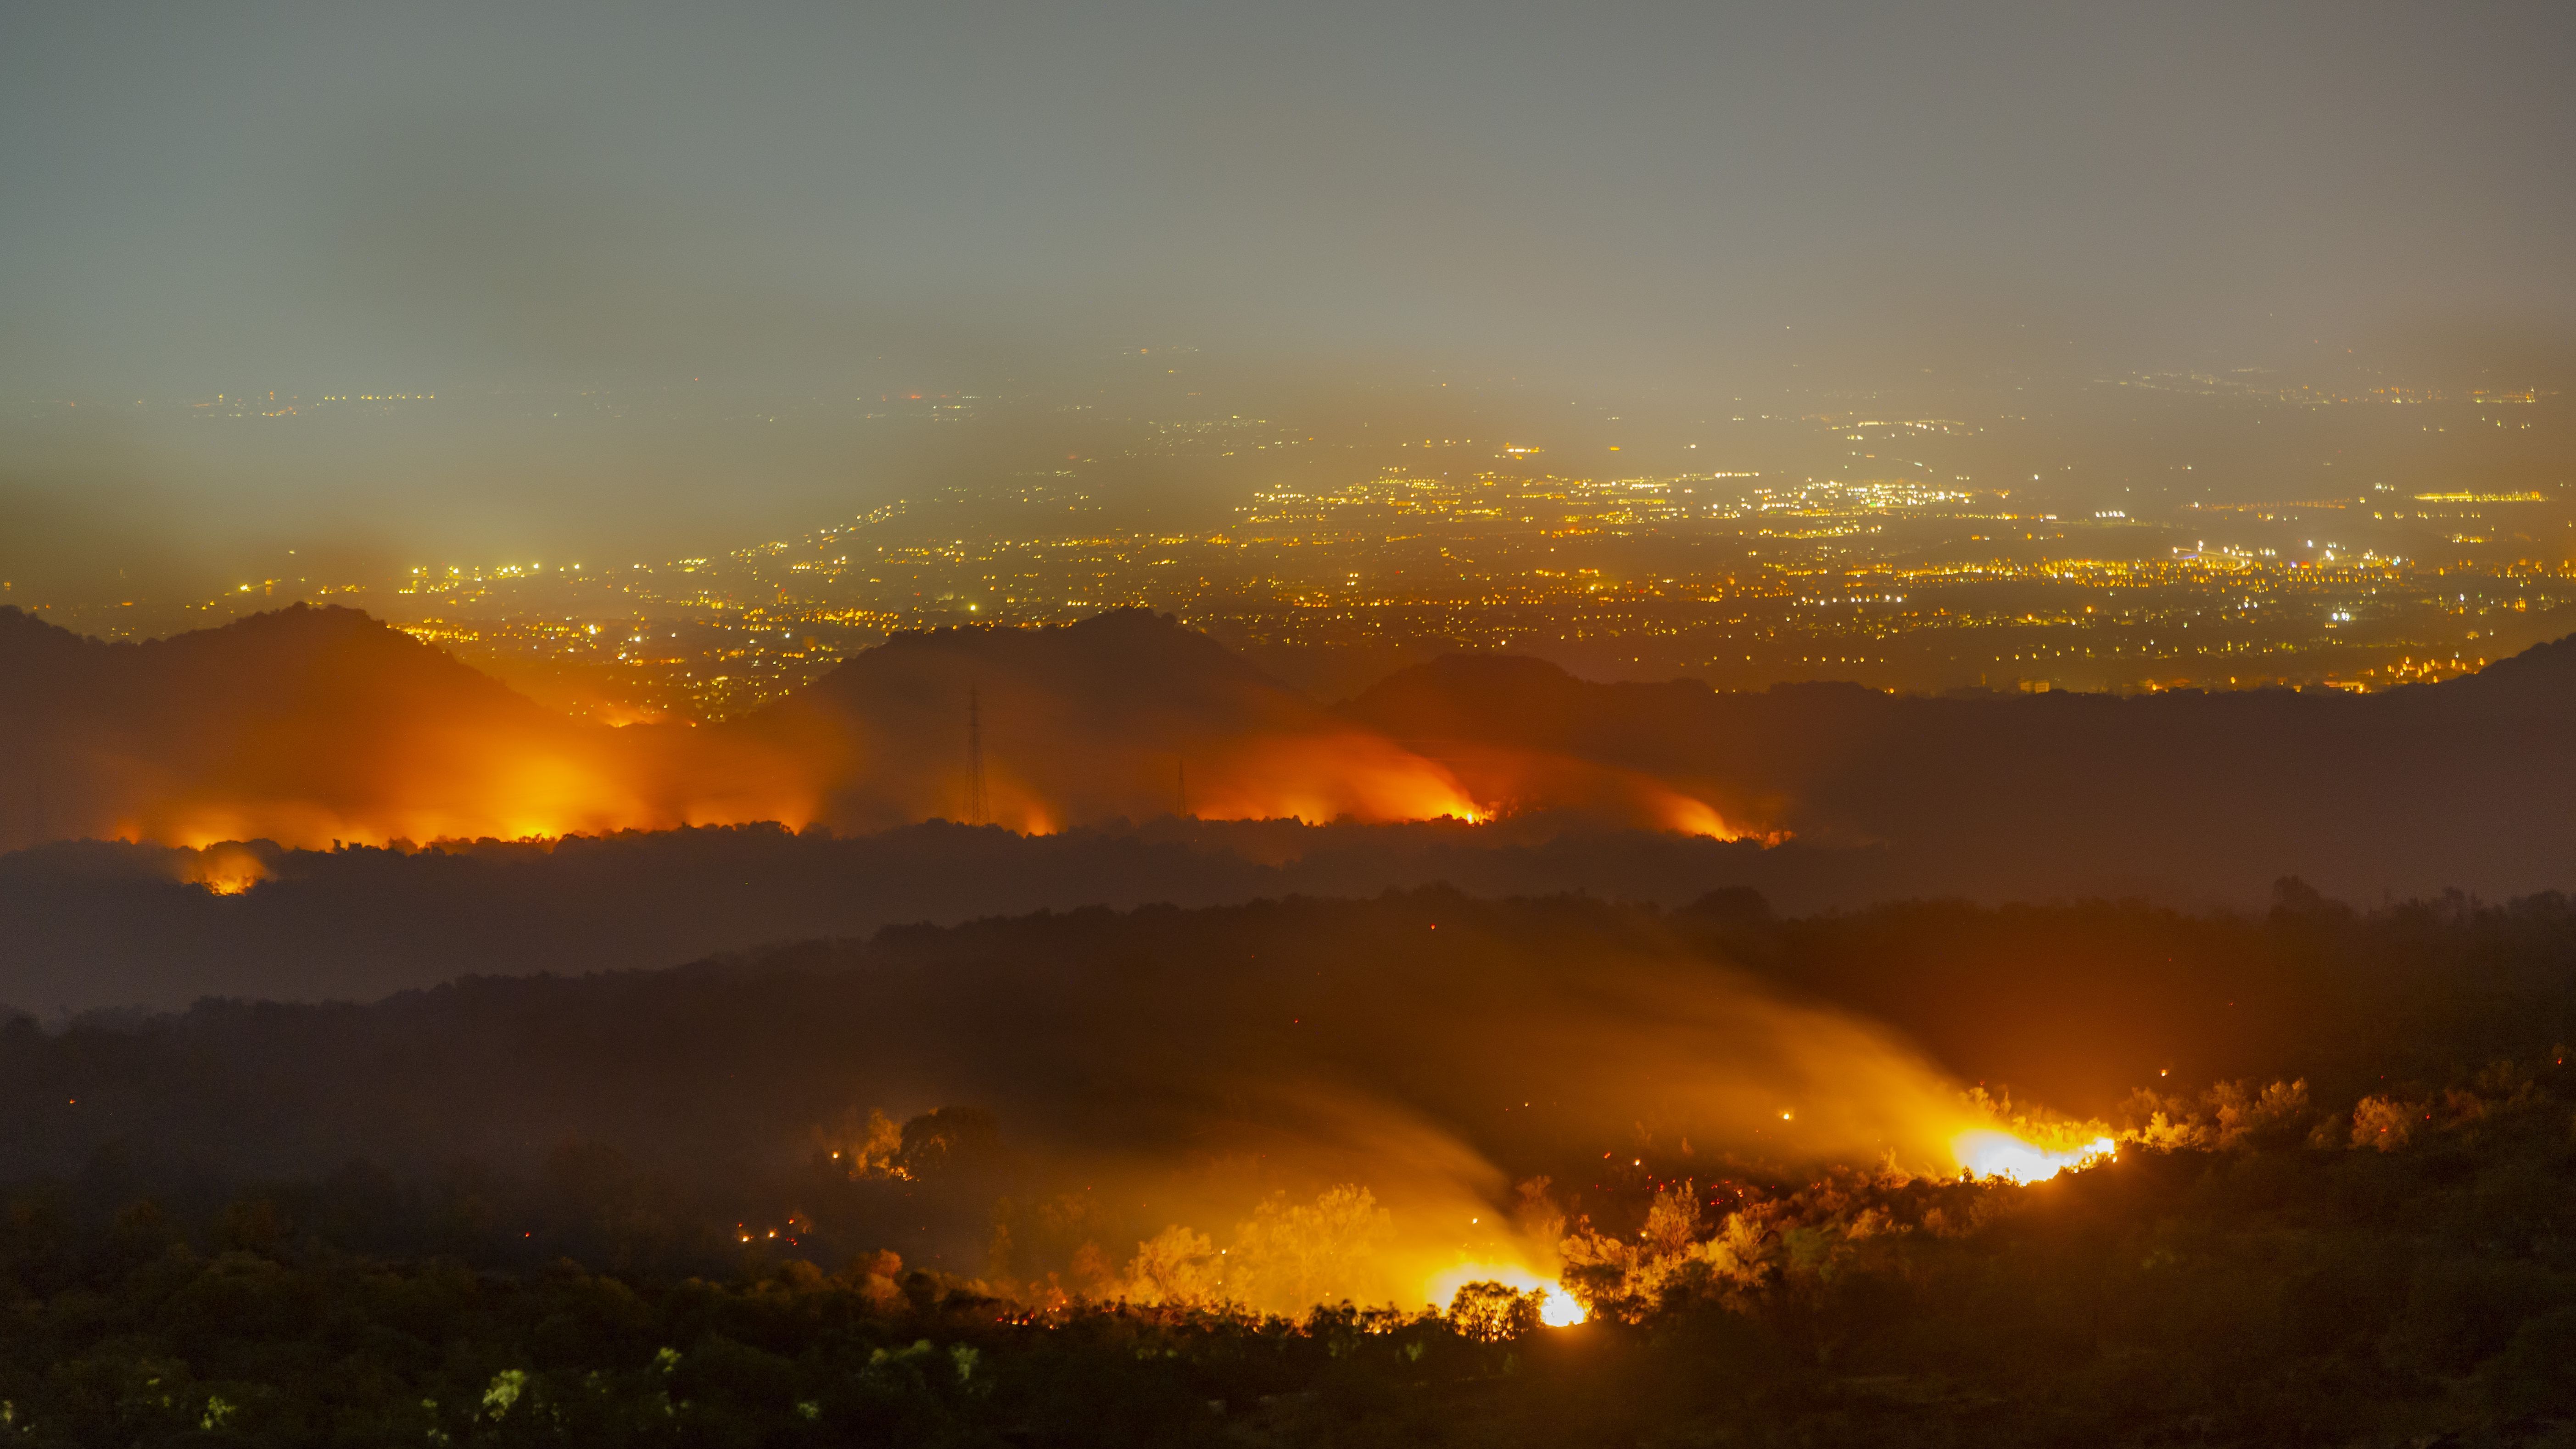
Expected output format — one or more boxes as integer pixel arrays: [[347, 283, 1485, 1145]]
[[0, 604, 823, 850], [0, 887, 2140, 1320], [5, 888, 2573, 1444], [0, 606, 1740, 852], [25, 601, 2576, 906], [734, 609, 1497, 831]]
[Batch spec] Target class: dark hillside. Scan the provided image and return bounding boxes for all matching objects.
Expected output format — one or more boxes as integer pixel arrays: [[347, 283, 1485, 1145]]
[[738, 609, 1476, 830], [1343, 637, 2576, 900]]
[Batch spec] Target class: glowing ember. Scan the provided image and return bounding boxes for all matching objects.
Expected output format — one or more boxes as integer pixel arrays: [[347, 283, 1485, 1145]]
[[1951, 1130, 2118, 1183]]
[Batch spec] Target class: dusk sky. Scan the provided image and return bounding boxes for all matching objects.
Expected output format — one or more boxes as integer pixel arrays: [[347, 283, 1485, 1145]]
[[4, 0, 2572, 578]]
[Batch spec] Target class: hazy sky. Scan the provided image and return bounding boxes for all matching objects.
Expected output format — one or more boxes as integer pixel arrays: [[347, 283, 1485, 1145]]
[[3, 0, 2572, 581]]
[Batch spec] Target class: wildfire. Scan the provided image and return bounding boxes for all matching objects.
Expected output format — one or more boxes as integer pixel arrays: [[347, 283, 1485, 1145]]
[[179, 843, 272, 895], [1423, 1262, 1586, 1326], [1375, 740, 1743, 838], [1951, 1129, 2118, 1183], [1182, 732, 1486, 826], [1653, 791, 1735, 839]]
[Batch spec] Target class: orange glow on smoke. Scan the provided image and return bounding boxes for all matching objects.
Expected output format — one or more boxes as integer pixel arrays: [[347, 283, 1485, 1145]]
[[1185, 731, 1485, 825], [45, 611, 1788, 849], [1650, 789, 1735, 839], [972, 763, 1063, 835], [85, 697, 832, 851], [487, 752, 646, 840], [178, 843, 271, 895], [1373, 741, 1745, 838], [994, 793, 1061, 836]]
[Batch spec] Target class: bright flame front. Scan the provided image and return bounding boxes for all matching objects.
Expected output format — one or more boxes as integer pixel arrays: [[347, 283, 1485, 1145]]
[[1423, 1262, 1586, 1326], [1951, 1130, 2118, 1183]]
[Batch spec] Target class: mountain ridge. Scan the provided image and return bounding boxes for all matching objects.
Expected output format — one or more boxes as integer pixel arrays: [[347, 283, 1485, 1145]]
[[8, 602, 2576, 902]]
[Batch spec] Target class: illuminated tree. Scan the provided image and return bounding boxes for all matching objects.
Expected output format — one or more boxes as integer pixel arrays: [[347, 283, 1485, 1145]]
[[1225, 1185, 1393, 1313], [1446, 1281, 1540, 1342], [1121, 1225, 1222, 1309]]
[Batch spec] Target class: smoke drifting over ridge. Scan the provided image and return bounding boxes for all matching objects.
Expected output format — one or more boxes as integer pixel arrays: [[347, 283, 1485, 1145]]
[[17, 601, 2576, 918], [880, 900, 2031, 1312], [0, 604, 1746, 854], [3, 891, 2092, 1316]]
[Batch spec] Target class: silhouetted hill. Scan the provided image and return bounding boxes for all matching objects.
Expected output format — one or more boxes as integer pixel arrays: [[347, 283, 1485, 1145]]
[[10, 888, 2571, 1201], [739, 609, 1480, 830], [2431, 626, 2576, 707], [1342, 636, 2576, 901], [0, 604, 824, 850], [7, 889, 2574, 1447], [0, 604, 593, 850], [15, 603, 2576, 908]]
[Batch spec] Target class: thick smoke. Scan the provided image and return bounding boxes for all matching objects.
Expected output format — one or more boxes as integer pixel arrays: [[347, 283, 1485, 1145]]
[[0, 605, 1745, 855], [0, 890, 2096, 1315], [724, 895, 2067, 1312]]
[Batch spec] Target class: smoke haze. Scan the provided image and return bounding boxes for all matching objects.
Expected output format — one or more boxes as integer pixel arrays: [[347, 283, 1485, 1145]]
[[6, 0, 2573, 580]]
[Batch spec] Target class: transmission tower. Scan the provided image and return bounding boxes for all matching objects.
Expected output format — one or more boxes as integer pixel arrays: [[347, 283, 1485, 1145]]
[[966, 684, 987, 825]]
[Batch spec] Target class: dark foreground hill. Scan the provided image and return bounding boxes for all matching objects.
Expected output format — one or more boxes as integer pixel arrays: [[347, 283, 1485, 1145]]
[[9, 885, 2572, 1207], [0, 820, 1855, 1012], [2, 889, 2572, 1447]]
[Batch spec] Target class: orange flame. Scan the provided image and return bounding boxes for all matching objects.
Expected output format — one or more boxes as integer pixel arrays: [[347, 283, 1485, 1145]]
[[1951, 1129, 2118, 1182], [178, 843, 272, 895], [1422, 1261, 1586, 1326], [1183, 732, 1485, 825]]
